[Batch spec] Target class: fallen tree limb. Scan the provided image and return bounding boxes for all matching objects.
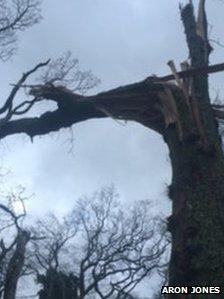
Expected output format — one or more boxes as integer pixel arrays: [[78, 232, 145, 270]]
[[0, 80, 170, 140], [0, 60, 224, 142]]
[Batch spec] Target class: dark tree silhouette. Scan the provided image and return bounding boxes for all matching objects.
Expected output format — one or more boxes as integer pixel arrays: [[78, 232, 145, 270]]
[[0, 189, 30, 299], [28, 187, 165, 299], [38, 269, 79, 299]]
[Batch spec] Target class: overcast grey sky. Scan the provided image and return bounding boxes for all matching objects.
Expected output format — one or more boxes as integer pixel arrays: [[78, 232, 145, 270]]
[[0, 0, 223, 296]]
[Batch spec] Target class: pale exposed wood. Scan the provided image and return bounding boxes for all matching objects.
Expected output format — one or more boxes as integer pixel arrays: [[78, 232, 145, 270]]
[[167, 60, 190, 106], [158, 86, 183, 140]]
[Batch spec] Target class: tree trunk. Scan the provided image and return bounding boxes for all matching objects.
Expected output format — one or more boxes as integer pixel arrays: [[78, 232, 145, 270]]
[[162, 3, 224, 297], [3, 231, 30, 299], [165, 121, 224, 296]]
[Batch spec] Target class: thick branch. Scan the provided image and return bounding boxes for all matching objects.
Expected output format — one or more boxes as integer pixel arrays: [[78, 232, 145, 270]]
[[156, 62, 224, 82], [1, 59, 224, 141], [0, 80, 167, 140], [0, 108, 104, 140], [0, 204, 24, 230]]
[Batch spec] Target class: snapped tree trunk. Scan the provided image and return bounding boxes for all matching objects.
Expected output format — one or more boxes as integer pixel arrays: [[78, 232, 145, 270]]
[[165, 3, 224, 298]]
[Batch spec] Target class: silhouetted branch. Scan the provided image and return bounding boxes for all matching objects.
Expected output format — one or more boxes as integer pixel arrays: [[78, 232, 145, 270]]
[[0, 59, 50, 116], [0, 0, 42, 61]]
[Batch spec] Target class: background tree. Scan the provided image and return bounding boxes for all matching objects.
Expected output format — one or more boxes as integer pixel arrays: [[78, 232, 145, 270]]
[[0, 0, 42, 61], [37, 269, 79, 299], [28, 187, 167, 299], [0, 186, 30, 299]]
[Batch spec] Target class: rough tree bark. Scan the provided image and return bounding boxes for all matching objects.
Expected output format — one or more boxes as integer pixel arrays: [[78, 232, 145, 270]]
[[0, 2, 224, 298], [165, 3, 224, 298]]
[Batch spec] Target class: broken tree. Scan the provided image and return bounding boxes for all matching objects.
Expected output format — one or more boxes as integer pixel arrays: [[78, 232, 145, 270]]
[[0, 1, 224, 298]]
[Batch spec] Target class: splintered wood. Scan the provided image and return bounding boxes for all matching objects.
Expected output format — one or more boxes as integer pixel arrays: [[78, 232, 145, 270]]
[[167, 60, 190, 107], [165, 60, 206, 142], [158, 85, 183, 140]]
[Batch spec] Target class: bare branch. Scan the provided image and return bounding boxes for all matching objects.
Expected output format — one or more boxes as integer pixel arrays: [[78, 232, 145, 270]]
[[37, 51, 101, 94], [0, 0, 42, 61], [0, 59, 50, 115]]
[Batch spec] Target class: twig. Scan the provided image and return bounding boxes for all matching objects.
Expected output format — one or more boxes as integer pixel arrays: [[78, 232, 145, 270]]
[[0, 60, 50, 115]]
